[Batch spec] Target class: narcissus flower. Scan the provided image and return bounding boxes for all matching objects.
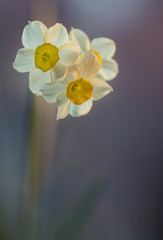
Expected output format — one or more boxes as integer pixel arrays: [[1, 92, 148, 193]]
[[41, 51, 113, 119], [13, 21, 80, 94], [69, 28, 118, 81]]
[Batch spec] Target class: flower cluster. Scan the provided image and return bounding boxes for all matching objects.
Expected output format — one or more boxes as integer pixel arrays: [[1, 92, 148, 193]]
[[13, 21, 118, 119]]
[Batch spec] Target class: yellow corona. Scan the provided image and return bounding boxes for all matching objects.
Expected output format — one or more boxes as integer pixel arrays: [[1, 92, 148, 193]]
[[67, 78, 93, 105], [35, 43, 59, 72]]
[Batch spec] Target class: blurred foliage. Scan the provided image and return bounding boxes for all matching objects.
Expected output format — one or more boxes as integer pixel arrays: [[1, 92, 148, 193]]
[[0, 178, 106, 240], [51, 178, 107, 240]]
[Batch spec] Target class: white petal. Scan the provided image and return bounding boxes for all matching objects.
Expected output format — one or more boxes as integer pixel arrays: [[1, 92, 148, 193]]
[[69, 28, 91, 52], [63, 64, 82, 82], [13, 48, 35, 72], [22, 21, 47, 49], [57, 102, 70, 120], [97, 59, 119, 81], [80, 51, 100, 80], [44, 23, 68, 48], [59, 41, 81, 66], [56, 92, 70, 120], [90, 78, 113, 100], [69, 99, 93, 117], [56, 91, 67, 105], [52, 62, 67, 82], [91, 37, 116, 60], [41, 81, 67, 103], [29, 68, 51, 94]]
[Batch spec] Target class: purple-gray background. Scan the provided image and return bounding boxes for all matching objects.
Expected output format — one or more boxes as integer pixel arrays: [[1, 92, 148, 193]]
[[0, 0, 163, 239]]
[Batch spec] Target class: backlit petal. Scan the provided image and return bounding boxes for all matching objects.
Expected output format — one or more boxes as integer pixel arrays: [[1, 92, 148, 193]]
[[22, 21, 47, 49], [44, 23, 68, 48], [91, 37, 116, 60], [90, 78, 113, 100], [80, 51, 100, 80], [13, 48, 35, 72], [63, 64, 82, 82], [69, 99, 93, 117], [97, 59, 119, 81], [69, 28, 90, 52], [56, 92, 70, 120]]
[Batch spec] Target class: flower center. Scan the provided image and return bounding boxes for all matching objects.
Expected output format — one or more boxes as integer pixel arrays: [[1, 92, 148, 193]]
[[42, 52, 50, 61], [67, 78, 93, 105], [35, 43, 59, 72], [89, 50, 102, 66]]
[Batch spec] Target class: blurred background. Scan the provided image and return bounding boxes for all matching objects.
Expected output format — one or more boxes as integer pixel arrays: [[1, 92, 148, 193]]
[[0, 0, 163, 239]]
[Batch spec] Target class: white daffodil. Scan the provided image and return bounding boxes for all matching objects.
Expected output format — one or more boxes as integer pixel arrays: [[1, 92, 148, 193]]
[[13, 21, 81, 94], [69, 28, 118, 81], [41, 51, 113, 120]]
